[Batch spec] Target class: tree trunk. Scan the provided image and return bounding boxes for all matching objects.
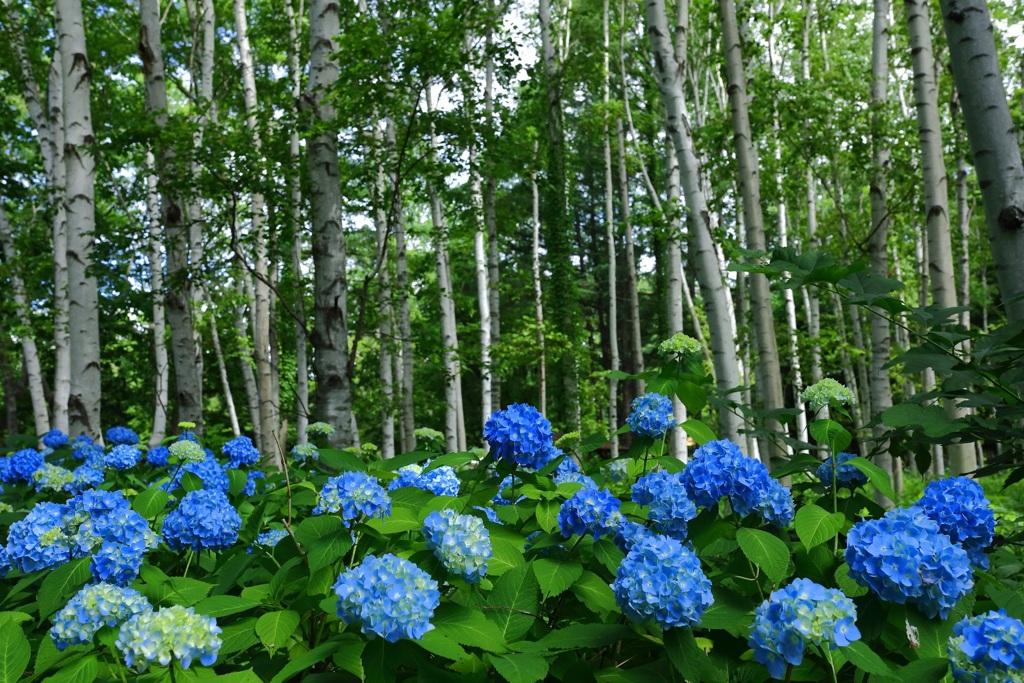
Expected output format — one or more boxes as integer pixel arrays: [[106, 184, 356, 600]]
[[939, 0, 1024, 323], [307, 0, 353, 448], [144, 155, 169, 447], [665, 144, 688, 461], [530, 142, 547, 419], [140, 0, 204, 432], [206, 291, 240, 437], [603, 0, 620, 456], [57, 0, 102, 440], [390, 114, 415, 454], [484, 5, 502, 414], [719, 0, 786, 467], [906, 0, 975, 474], [645, 0, 743, 447], [0, 207, 50, 435], [869, 0, 895, 507], [235, 278, 261, 440]]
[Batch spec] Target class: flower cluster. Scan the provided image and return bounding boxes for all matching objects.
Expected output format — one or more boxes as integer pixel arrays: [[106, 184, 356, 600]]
[[106, 444, 142, 470], [333, 554, 440, 642], [414, 427, 445, 451], [146, 446, 169, 467], [106, 426, 140, 446], [558, 488, 622, 540], [632, 471, 697, 540], [32, 463, 75, 493], [115, 605, 222, 671], [612, 534, 713, 629], [313, 471, 391, 522], [680, 439, 795, 528], [291, 443, 319, 463], [162, 490, 241, 552], [42, 430, 69, 448], [389, 463, 461, 497], [251, 529, 289, 552], [222, 436, 260, 468], [50, 583, 151, 650], [6, 501, 75, 572], [625, 393, 677, 438], [845, 507, 973, 619], [0, 448, 44, 484], [70, 465, 104, 493], [914, 477, 994, 569], [484, 403, 557, 470], [306, 422, 334, 437], [948, 610, 1024, 683], [801, 378, 855, 411], [168, 439, 205, 464], [658, 333, 703, 358], [74, 500, 159, 586], [816, 452, 868, 489], [422, 509, 492, 583], [748, 578, 861, 679], [243, 470, 265, 496], [163, 453, 230, 494]]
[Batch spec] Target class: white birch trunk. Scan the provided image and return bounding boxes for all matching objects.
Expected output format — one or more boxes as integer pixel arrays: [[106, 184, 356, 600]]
[[906, 0, 975, 474], [665, 144, 688, 461], [144, 155, 169, 447], [484, 10, 502, 415], [939, 0, 1024, 323], [57, 0, 102, 439], [603, 0, 620, 457], [234, 278, 261, 440], [645, 0, 743, 446], [388, 114, 415, 453], [206, 292, 240, 437], [530, 142, 547, 418]]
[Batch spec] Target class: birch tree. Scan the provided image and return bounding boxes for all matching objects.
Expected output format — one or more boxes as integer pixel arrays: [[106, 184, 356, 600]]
[[603, 0, 621, 457]]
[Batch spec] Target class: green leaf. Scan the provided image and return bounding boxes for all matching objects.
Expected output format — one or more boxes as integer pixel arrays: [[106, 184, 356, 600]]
[[294, 515, 345, 545], [534, 499, 559, 534], [842, 641, 892, 677], [0, 625, 30, 683], [132, 487, 170, 520], [416, 631, 470, 661], [422, 452, 477, 472], [987, 586, 1024, 620], [884, 658, 949, 682], [570, 571, 617, 616], [431, 604, 508, 653], [699, 586, 755, 636], [539, 624, 632, 651], [834, 563, 868, 597], [40, 655, 97, 683], [532, 559, 582, 600], [676, 382, 708, 414], [846, 457, 896, 502], [577, 433, 607, 454], [489, 538, 526, 576], [680, 418, 716, 446], [882, 404, 960, 438], [332, 634, 366, 679], [486, 564, 540, 641], [39, 558, 92, 617], [665, 628, 724, 683], [306, 531, 353, 573], [735, 528, 791, 584], [267, 640, 337, 683], [808, 419, 852, 453], [770, 452, 825, 479], [227, 468, 248, 497], [318, 448, 368, 472], [240, 500, 267, 543], [218, 618, 259, 655], [794, 504, 845, 550], [491, 653, 549, 683], [162, 577, 214, 607], [193, 595, 259, 618], [255, 610, 300, 651]]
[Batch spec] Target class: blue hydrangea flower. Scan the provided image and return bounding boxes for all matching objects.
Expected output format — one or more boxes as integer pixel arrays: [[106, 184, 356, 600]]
[[680, 439, 744, 508], [915, 477, 995, 569], [251, 529, 289, 552], [389, 463, 460, 497], [0, 449, 45, 484], [291, 443, 320, 462], [749, 578, 862, 679], [106, 445, 142, 470], [612, 520, 654, 554], [32, 463, 75, 493], [42, 430, 69, 449], [50, 583, 152, 651], [422, 509, 492, 583], [69, 465, 104, 493], [333, 554, 440, 642], [70, 492, 158, 585], [554, 470, 597, 491], [6, 502, 75, 572], [625, 393, 677, 438], [603, 459, 630, 483], [845, 507, 973, 619], [146, 446, 169, 467], [222, 436, 260, 468], [484, 404, 557, 470], [633, 471, 697, 539], [161, 490, 241, 552], [612, 534, 713, 629], [553, 455, 581, 477], [116, 605, 221, 671], [948, 610, 1024, 683], [492, 475, 525, 505], [106, 426, 140, 446], [0, 546, 10, 578], [558, 488, 622, 540], [757, 479, 796, 529], [313, 472, 391, 522], [163, 454, 230, 494], [177, 430, 199, 443], [242, 470, 265, 496], [816, 452, 868, 489]]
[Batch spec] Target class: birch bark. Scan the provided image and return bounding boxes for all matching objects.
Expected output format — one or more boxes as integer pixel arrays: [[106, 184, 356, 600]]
[[603, 0, 620, 457], [144, 155, 169, 447]]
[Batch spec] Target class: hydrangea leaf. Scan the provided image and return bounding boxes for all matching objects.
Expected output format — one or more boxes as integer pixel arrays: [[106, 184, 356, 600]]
[[699, 585, 756, 637], [794, 504, 845, 550], [665, 628, 724, 683], [886, 658, 950, 682], [845, 457, 896, 502], [255, 610, 299, 651], [842, 641, 893, 677], [570, 571, 617, 617], [0, 625, 30, 683], [217, 618, 259, 655], [421, 452, 477, 472], [317, 449, 368, 472], [486, 564, 540, 641], [193, 595, 260, 619], [294, 515, 345, 545], [38, 557, 91, 618], [538, 624, 632, 651], [808, 419, 852, 453], [532, 559, 582, 600], [675, 381, 708, 414], [131, 487, 170, 520], [38, 653, 97, 683], [431, 604, 508, 653], [986, 586, 1024, 620], [680, 419, 716, 446], [535, 499, 559, 534], [416, 631, 470, 662], [736, 528, 791, 584], [491, 652, 549, 683], [265, 640, 335, 683], [488, 538, 527, 576], [834, 563, 869, 597]]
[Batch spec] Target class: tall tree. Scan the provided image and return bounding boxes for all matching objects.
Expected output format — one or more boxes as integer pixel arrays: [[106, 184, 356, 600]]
[[602, 0, 620, 457]]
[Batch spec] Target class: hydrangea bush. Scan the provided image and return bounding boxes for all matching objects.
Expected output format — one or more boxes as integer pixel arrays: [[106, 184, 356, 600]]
[[0, 345, 1020, 683]]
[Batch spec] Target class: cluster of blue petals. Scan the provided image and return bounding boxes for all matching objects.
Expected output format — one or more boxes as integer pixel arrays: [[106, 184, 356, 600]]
[[222, 436, 260, 468], [106, 426, 140, 446], [845, 507, 973, 619], [105, 445, 142, 470], [115, 605, 221, 671], [333, 553, 440, 642], [815, 452, 868, 489], [6, 501, 74, 572], [914, 477, 995, 569], [611, 534, 713, 629], [42, 430, 69, 448], [625, 393, 677, 438], [422, 509, 492, 583], [632, 471, 697, 540], [162, 489, 241, 552], [243, 470, 266, 496], [388, 462, 461, 497], [251, 529, 289, 552], [483, 403, 557, 470], [50, 582, 151, 650], [291, 443, 319, 463], [748, 578, 861, 679], [313, 471, 391, 522], [146, 446, 169, 467], [680, 439, 795, 528], [0, 449, 44, 484], [558, 488, 622, 540], [948, 610, 1024, 682]]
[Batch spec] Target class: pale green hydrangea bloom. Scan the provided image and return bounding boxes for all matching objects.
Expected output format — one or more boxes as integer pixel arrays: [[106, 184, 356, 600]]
[[306, 422, 335, 437], [168, 440, 204, 464], [801, 378, 855, 411], [659, 333, 703, 358], [32, 463, 75, 492], [115, 605, 221, 671]]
